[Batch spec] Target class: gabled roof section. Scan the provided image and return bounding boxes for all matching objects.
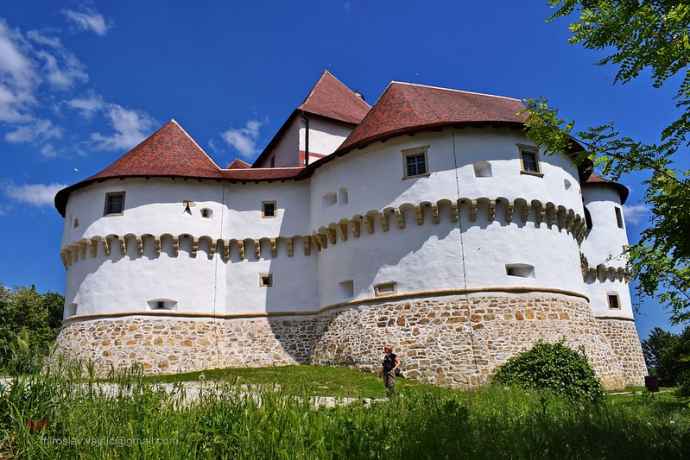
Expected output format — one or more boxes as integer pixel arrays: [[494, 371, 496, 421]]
[[298, 70, 371, 125], [90, 119, 221, 180], [584, 173, 629, 204], [337, 82, 526, 153], [227, 158, 251, 169]]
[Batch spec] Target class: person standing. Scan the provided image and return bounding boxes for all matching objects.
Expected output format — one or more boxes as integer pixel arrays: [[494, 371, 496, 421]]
[[382, 345, 400, 396]]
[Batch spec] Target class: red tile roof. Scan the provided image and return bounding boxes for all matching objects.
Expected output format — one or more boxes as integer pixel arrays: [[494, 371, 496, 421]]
[[299, 70, 370, 125], [584, 173, 629, 204], [55, 80, 598, 216], [54, 120, 308, 215], [91, 119, 222, 180], [227, 158, 251, 169], [338, 82, 526, 153]]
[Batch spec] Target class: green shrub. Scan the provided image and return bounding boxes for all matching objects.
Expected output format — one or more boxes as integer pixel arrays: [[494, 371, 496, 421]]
[[493, 340, 604, 402]]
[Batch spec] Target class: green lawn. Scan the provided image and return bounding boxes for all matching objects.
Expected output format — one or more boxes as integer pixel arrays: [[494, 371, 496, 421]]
[[138, 365, 432, 398]]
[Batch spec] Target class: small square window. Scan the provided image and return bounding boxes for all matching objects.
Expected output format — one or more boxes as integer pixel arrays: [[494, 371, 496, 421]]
[[615, 207, 624, 229], [518, 147, 541, 174], [402, 148, 429, 178], [201, 208, 213, 219], [259, 273, 273, 287], [607, 293, 620, 309], [104, 192, 125, 215], [374, 282, 397, 297], [262, 201, 276, 218]]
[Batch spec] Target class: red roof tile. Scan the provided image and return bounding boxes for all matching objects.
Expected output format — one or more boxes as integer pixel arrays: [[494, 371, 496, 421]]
[[298, 70, 370, 125], [227, 158, 251, 169], [584, 173, 629, 204], [337, 82, 526, 153], [91, 119, 222, 180]]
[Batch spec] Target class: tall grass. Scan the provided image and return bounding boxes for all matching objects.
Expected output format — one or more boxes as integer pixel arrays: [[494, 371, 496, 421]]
[[1, 364, 689, 459]]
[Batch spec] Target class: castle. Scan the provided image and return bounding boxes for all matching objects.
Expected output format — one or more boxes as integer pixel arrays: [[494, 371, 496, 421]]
[[53, 71, 647, 388]]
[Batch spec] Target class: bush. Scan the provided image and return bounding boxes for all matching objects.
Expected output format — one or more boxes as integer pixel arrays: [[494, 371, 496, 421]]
[[493, 340, 604, 402]]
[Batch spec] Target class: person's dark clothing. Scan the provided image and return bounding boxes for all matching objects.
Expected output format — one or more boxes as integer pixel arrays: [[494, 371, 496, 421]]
[[383, 352, 398, 395], [383, 352, 397, 374]]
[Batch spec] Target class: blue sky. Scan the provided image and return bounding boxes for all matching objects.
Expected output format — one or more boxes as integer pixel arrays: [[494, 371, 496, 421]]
[[0, 1, 685, 338]]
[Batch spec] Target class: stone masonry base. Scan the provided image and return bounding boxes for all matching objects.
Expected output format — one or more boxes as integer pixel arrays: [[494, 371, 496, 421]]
[[53, 293, 646, 389]]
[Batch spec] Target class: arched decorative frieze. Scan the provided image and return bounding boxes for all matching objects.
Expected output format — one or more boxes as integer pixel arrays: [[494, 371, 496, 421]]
[[580, 253, 630, 282], [514, 198, 529, 222], [60, 196, 589, 268]]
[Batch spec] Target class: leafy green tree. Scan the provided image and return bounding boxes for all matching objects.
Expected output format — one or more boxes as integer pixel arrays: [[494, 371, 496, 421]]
[[0, 284, 64, 373], [524, 1, 690, 321], [642, 327, 681, 384]]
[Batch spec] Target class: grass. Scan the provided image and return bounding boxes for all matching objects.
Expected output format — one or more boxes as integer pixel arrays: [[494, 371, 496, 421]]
[[1, 364, 690, 459], [137, 365, 429, 398]]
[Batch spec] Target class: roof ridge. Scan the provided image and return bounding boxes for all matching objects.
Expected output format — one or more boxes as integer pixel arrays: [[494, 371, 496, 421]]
[[169, 118, 221, 169], [389, 81, 522, 102]]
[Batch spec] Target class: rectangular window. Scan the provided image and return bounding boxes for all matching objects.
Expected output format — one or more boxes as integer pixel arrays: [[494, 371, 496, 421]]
[[615, 207, 624, 228], [505, 263, 535, 278], [374, 282, 397, 297], [104, 192, 125, 215], [262, 201, 276, 218], [518, 146, 541, 175], [339, 280, 354, 299], [259, 273, 273, 287], [607, 293, 620, 309], [402, 147, 429, 178]]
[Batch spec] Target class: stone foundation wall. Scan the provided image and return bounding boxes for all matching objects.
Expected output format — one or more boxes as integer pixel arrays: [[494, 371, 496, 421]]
[[53, 292, 646, 390], [52, 316, 324, 375], [596, 318, 647, 387]]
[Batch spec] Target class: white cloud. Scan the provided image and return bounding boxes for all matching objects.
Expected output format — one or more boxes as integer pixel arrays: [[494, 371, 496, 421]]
[[0, 19, 37, 122], [5, 183, 66, 206], [62, 8, 110, 36], [5, 118, 62, 143], [90, 104, 156, 151], [36, 49, 87, 90], [67, 91, 104, 117], [40, 143, 57, 158], [26, 30, 62, 49], [221, 120, 262, 158], [623, 203, 649, 225]]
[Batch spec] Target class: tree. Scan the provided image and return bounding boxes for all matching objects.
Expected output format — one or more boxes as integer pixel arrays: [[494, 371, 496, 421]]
[[0, 284, 64, 373], [642, 326, 680, 383], [524, 1, 690, 322]]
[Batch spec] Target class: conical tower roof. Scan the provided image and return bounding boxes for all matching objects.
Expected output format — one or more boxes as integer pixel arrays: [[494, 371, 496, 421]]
[[298, 70, 370, 124]]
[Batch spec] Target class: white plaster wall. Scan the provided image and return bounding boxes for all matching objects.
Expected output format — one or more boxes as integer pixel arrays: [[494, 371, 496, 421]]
[[309, 128, 584, 231], [581, 185, 633, 318], [64, 239, 217, 318], [264, 117, 300, 167], [300, 117, 352, 156], [63, 178, 224, 246], [62, 127, 594, 319], [316, 205, 585, 307], [586, 278, 634, 319], [224, 237, 318, 314], [581, 186, 628, 267]]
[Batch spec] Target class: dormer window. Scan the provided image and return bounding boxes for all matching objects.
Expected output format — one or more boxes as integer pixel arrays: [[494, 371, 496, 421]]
[[402, 147, 429, 179], [104, 192, 125, 215]]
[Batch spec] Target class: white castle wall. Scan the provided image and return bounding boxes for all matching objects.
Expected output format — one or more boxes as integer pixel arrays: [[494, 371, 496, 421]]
[[300, 117, 353, 157], [581, 186, 633, 319], [62, 127, 595, 321]]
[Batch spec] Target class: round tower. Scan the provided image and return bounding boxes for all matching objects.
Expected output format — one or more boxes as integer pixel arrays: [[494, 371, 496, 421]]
[[580, 174, 647, 385]]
